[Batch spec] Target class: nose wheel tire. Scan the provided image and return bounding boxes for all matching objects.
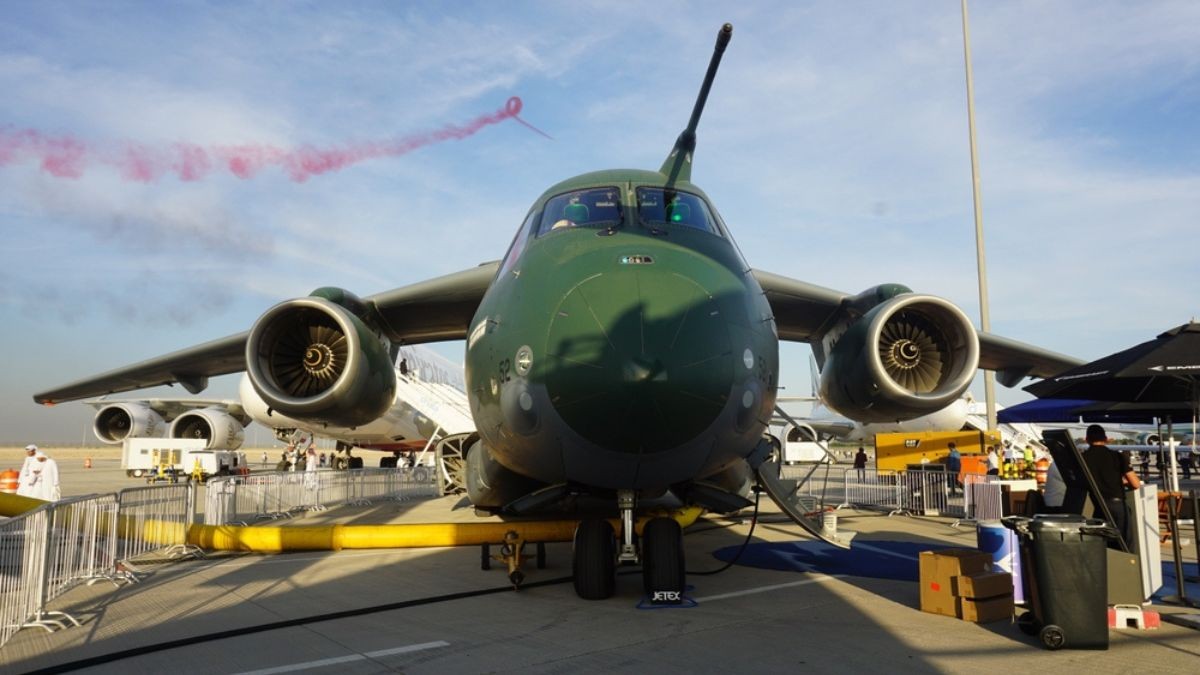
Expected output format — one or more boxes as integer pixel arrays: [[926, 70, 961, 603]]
[[641, 517, 685, 603], [572, 519, 616, 600]]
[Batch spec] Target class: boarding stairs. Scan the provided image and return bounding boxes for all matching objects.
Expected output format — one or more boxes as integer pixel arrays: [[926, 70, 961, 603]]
[[395, 372, 476, 493], [755, 406, 857, 549]]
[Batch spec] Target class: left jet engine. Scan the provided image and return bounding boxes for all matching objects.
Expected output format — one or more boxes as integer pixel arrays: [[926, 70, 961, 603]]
[[245, 292, 396, 429], [169, 407, 246, 450], [93, 402, 166, 444]]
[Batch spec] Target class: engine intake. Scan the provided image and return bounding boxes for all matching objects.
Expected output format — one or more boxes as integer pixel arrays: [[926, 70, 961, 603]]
[[93, 403, 165, 444], [819, 294, 978, 423], [169, 407, 246, 450], [246, 295, 396, 429]]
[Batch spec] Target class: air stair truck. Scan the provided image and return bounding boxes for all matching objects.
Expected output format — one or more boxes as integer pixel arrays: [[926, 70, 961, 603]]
[[390, 369, 477, 491]]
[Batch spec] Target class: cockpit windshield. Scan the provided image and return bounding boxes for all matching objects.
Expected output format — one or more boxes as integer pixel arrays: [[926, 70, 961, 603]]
[[537, 187, 623, 236], [635, 188, 719, 235]]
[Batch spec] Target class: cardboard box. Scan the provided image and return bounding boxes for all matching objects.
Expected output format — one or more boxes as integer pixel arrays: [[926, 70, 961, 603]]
[[957, 595, 1014, 623], [919, 549, 994, 617], [951, 571, 1013, 599]]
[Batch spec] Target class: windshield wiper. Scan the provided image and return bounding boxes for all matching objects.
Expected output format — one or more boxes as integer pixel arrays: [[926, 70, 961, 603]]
[[596, 210, 625, 236], [633, 204, 669, 236]]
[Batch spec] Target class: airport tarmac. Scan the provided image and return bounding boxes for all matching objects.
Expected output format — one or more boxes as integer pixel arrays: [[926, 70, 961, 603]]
[[3, 448, 1199, 673]]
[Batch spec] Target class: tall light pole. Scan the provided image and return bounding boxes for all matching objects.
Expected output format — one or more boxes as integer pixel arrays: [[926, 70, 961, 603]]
[[961, 0, 997, 431]]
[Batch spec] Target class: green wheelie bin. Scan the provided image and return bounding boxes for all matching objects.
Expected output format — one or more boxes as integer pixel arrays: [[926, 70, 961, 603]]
[[1003, 514, 1116, 650]]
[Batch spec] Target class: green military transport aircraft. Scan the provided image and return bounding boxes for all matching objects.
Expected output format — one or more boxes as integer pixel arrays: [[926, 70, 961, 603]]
[[34, 24, 1082, 602]]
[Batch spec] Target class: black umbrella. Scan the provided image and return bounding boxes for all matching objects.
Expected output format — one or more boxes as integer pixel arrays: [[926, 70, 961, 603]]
[[1025, 321, 1200, 404], [998, 397, 1198, 424], [1026, 321, 1200, 605]]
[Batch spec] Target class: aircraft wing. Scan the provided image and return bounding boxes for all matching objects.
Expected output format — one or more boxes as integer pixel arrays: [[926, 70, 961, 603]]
[[793, 419, 859, 439], [367, 262, 499, 343], [33, 262, 499, 405], [34, 333, 249, 405], [752, 269, 1086, 384], [83, 397, 249, 424]]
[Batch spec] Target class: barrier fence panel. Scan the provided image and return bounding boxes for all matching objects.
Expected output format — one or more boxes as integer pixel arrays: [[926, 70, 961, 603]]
[[203, 468, 440, 526], [117, 484, 197, 561], [896, 471, 952, 517], [43, 494, 123, 599], [0, 494, 128, 647], [968, 480, 1004, 522], [0, 507, 50, 647], [843, 468, 903, 513]]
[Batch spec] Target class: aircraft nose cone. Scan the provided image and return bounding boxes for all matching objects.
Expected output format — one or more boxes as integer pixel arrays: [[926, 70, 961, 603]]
[[546, 269, 733, 453]]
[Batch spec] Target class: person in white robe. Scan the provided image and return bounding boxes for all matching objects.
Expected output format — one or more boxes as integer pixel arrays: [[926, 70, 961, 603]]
[[16, 444, 39, 498], [27, 450, 61, 501]]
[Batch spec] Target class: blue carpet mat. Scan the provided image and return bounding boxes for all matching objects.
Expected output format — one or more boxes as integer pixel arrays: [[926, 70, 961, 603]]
[[1154, 561, 1199, 601], [714, 540, 1200, 600], [712, 540, 926, 581]]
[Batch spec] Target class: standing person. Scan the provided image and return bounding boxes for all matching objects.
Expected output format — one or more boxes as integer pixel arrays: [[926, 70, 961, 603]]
[[27, 450, 61, 501], [16, 444, 39, 497], [1021, 445, 1036, 478], [985, 446, 1000, 476], [1081, 425, 1140, 545], [304, 442, 319, 489], [945, 443, 962, 495], [261, 450, 269, 468], [853, 446, 868, 481]]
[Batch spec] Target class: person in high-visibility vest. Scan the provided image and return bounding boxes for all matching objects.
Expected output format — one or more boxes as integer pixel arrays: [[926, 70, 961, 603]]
[[1035, 457, 1051, 489], [1022, 445, 1036, 478]]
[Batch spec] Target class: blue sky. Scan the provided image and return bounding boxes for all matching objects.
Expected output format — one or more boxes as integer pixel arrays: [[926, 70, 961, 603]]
[[2, 1, 1197, 444]]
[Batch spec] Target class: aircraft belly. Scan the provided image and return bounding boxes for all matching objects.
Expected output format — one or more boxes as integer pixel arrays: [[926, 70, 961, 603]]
[[239, 373, 421, 444]]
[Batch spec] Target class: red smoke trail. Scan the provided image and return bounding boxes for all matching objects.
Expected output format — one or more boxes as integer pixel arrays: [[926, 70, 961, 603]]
[[0, 97, 548, 183]]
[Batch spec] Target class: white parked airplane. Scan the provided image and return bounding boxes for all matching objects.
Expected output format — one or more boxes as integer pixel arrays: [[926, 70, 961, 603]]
[[83, 345, 475, 464]]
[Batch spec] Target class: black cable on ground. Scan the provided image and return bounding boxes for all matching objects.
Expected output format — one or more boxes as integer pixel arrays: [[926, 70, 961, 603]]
[[25, 575, 575, 675], [31, 487, 766, 672], [687, 483, 761, 576]]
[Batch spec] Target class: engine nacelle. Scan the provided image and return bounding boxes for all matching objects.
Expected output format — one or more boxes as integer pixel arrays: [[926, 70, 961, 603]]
[[93, 403, 166, 444], [245, 293, 396, 429], [819, 294, 979, 423], [169, 407, 246, 450]]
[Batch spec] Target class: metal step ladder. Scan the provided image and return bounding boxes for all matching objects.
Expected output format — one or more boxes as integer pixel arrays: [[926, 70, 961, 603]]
[[755, 406, 857, 549]]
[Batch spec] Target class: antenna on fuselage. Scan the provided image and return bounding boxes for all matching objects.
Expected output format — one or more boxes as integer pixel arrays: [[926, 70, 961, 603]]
[[659, 22, 733, 187]]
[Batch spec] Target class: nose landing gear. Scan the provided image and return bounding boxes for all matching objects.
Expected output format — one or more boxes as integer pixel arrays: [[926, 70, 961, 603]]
[[570, 490, 687, 603]]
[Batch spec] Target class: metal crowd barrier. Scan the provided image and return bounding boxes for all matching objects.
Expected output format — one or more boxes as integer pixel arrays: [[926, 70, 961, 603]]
[[116, 484, 200, 561], [0, 468, 442, 648], [204, 468, 438, 525], [0, 506, 52, 646], [0, 494, 130, 647], [778, 465, 989, 520], [966, 478, 1004, 522]]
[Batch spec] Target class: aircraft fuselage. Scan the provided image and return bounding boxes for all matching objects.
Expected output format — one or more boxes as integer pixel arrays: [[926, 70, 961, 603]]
[[465, 170, 778, 496]]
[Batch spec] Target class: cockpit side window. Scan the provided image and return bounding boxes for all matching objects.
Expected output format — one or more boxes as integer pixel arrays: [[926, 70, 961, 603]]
[[498, 208, 540, 277], [635, 188, 719, 235], [536, 187, 623, 236]]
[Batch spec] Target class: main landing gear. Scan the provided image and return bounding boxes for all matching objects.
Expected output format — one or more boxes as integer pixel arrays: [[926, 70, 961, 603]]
[[571, 490, 685, 603]]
